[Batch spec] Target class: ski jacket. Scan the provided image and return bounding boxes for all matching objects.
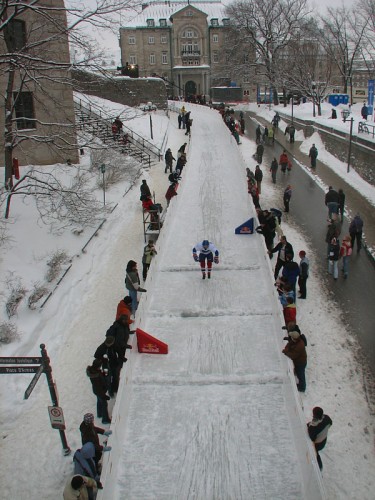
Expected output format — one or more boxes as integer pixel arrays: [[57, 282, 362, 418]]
[[340, 239, 352, 257], [349, 216, 363, 234], [79, 422, 105, 453], [283, 303, 297, 324], [116, 300, 133, 324], [125, 270, 146, 292], [307, 414, 332, 445], [73, 443, 99, 481], [282, 261, 300, 285], [325, 189, 339, 204], [282, 337, 307, 366], [279, 153, 288, 165], [86, 365, 108, 399], [193, 242, 219, 257]]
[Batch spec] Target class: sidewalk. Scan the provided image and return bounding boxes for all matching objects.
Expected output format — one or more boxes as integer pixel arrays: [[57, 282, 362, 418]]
[[250, 111, 375, 261]]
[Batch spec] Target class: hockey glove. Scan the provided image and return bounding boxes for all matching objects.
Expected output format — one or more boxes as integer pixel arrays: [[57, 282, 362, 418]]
[[214, 256, 219, 264], [193, 253, 198, 262]]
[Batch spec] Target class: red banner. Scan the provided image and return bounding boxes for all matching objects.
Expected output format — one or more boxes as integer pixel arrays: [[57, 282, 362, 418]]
[[136, 328, 168, 354]]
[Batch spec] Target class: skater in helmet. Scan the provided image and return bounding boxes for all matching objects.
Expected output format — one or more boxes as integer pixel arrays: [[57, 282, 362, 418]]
[[192, 240, 219, 279]]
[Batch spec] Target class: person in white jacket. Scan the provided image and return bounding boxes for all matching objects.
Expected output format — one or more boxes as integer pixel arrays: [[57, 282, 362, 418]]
[[192, 240, 219, 279]]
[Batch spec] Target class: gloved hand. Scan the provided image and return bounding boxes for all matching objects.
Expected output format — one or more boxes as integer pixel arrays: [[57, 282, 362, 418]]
[[105, 395, 111, 401], [97, 481, 103, 489], [193, 253, 198, 262], [103, 445, 112, 452], [214, 256, 219, 264], [122, 357, 128, 363], [103, 430, 112, 436], [126, 344, 132, 349]]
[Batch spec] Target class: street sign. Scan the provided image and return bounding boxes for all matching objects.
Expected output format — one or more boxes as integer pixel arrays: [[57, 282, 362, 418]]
[[0, 357, 42, 365], [24, 364, 44, 400], [48, 406, 66, 430], [0, 366, 41, 374]]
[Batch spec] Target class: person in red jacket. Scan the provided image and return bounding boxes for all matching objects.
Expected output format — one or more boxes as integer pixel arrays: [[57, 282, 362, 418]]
[[283, 296, 296, 325], [116, 296, 134, 327], [165, 182, 178, 206], [279, 150, 289, 173]]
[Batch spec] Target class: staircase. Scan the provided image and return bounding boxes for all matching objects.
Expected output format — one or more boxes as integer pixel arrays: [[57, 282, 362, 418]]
[[74, 102, 163, 169]]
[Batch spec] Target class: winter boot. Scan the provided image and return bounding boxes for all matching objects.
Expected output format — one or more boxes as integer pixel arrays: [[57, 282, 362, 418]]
[[207, 272, 211, 279], [202, 272, 206, 280]]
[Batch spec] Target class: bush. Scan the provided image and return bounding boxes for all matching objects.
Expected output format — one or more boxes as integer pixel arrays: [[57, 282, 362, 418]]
[[45, 250, 69, 282], [0, 322, 20, 344], [5, 279, 27, 318], [28, 283, 50, 309]]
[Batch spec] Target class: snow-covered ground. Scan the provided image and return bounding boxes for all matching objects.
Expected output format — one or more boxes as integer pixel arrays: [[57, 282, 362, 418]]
[[0, 99, 374, 499]]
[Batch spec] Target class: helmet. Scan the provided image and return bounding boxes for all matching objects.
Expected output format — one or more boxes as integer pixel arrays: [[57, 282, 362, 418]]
[[202, 240, 209, 248]]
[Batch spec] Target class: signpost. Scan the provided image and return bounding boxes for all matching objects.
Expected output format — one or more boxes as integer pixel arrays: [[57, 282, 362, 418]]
[[0, 344, 70, 455]]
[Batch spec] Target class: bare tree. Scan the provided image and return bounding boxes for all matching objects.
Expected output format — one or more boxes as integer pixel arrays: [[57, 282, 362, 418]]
[[319, 6, 368, 101], [0, 0, 140, 189], [357, 0, 375, 76], [4, 165, 105, 230], [225, 0, 309, 104]]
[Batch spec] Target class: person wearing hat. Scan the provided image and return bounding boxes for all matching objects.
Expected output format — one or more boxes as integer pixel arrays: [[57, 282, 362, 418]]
[[307, 407, 333, 470], [86, 359, 111, 424], [79, 413, 112, 467], [73, 442, 103, 495], [282, 330, 307, 392], [94, 336, 123, 396], [298, 250, 309, 299], [116, 296, 134, 327], [63, 474, 98, 500], [192, 239, 219, 279], [142, 239, 157, 281]]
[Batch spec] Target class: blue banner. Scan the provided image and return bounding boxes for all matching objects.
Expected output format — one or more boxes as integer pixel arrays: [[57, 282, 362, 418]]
[[368, 80, 374, 116], [235, 217, 254, 234]]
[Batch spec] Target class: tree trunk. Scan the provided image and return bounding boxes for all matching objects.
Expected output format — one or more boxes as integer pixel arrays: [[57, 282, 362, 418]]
[[4, 66, 16, 189]]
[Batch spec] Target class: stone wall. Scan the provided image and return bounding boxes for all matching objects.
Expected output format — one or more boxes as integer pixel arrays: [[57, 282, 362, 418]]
[[281, 114, 375, 187], [72, 69, 168, 110]]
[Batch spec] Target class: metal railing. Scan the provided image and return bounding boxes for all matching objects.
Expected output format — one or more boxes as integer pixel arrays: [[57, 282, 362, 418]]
[[358, 121, 375, 138], [74, 99, 163, 162]]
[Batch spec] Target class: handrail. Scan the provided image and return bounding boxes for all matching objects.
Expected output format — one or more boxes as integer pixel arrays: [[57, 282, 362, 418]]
[[74, 99, 162, 160]]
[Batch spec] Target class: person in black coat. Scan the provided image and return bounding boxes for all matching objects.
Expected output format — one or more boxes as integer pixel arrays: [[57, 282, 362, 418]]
[[105, 316, 132, 364], [86, 359, 111, 424], [269, 236, 294, 280], [307, 407, 333, 470], [140, 179, 151, 199], [256, 143, 264, 164], [338, 188, 345, 222], [282, 256, 300, 296], [256, 210, 276, 253], [283, 185, 292, 212], [254, 165, 263, 194], [94, 336, 123, 396]]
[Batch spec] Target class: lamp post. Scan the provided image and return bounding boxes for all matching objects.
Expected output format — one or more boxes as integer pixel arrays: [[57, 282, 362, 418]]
[[311, 81, 316, 118], [341, 110, 354, 173], [100, 163, 106, 206]]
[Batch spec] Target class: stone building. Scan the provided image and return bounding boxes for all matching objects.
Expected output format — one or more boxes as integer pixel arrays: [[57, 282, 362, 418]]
[[0, 0, 78, 171], [119, 0, 241, 100]]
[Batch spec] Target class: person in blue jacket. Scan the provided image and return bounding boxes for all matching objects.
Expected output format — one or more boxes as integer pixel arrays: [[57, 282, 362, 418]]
[[192, 240, 219, 279], [73, 442, 102, 496]]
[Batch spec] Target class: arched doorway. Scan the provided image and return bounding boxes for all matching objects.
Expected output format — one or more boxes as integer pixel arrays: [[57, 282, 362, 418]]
[[185, 80, 197, 100]]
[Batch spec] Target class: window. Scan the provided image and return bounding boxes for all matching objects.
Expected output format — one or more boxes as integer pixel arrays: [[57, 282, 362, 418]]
[[182, 29, 197, 38], [128, 36, 135, 44], [146, 19, 154, 27], [213, 51, 219, 63], [129, 55, 137, 65], [149, 53, 155, 64], [159, 19, 167, 27], [243, 74, 250, 83], [186, 10, 193, 16], [222, 18, 230, 26], [14, 92, 36, 129], [211, 19, 219, 26], [7, 19, 26, 51], [148, 36, 155, 44], [162, 52, 168, 64], [161, 35, 167, 44], [212, 34, 219, 43]]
